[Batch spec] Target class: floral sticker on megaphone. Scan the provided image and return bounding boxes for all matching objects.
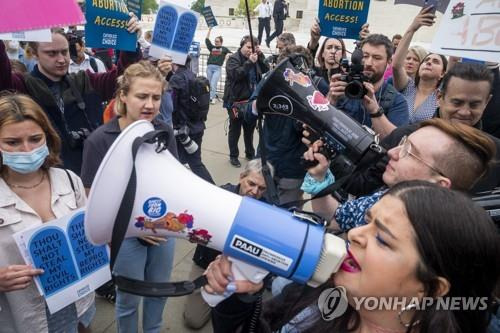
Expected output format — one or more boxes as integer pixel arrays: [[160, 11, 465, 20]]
[[134, 197, 212, 245]]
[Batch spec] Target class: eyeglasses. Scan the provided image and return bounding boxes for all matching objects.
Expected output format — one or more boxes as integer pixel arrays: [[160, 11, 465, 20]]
[[396, 135, 446, 178]]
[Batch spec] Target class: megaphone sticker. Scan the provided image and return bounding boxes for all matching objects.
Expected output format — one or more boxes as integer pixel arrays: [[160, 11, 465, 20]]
[[283, 68, 312, 87], [143, 197, 167, 218], [134, 199, 212, 246], [307, 91, 330, 112], [268, 95, 293, 115]]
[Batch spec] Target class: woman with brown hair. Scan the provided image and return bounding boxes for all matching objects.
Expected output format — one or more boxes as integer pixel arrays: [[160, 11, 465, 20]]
[[0, 93, 94, 332]]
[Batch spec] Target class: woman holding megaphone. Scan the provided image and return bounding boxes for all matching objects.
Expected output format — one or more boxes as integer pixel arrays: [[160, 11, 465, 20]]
[[80, 60, 178, 333], [204, 181, 500, 332], [0, 93, 95, 332]]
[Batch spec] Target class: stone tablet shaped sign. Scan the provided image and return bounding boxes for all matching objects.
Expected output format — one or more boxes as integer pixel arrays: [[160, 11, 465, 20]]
[[172, 12, 198, 53], [67, 211, 109, 278], [149, 1, 199, 64], [29, 227, 79, 297], [152, 5, 178, 50]]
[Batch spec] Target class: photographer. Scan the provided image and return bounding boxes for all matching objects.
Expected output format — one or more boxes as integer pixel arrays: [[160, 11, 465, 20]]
[[170, 56, 215, 183], [329, 34, 409, 139], [223, 36, 269, 167], [0, 14, 142, 174]]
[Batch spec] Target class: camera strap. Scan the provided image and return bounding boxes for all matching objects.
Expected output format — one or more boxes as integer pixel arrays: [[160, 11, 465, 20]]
[[109, 129, 209, 297]]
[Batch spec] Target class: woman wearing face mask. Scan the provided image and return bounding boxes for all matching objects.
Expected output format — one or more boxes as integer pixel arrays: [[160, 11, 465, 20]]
[[80, 60, 178, 333], [0, 93, 95, 332], [392, 7, 448, 124], [205, 181, 500, 333]]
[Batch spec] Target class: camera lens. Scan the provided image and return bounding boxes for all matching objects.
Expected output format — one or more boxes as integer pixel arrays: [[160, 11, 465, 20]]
[[345, 81, 366, 99]]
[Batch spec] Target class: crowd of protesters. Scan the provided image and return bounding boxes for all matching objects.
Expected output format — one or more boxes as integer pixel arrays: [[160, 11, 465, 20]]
[[0, 4, 499, 333]]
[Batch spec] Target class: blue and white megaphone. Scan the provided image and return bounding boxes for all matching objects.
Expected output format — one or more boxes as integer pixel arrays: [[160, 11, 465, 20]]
[[84, 120, 346, 306]]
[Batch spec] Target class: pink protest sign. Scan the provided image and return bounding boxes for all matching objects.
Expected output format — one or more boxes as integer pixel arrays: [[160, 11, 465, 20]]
[[0, 0, 86, 34]]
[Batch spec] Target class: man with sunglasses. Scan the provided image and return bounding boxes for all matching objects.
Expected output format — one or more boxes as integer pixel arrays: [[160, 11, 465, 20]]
[[303, 118, 495, 232]]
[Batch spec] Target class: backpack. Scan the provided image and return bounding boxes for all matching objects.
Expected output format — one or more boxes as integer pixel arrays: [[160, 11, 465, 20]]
[[89, 56, 99, 73], [187, 75, 210, 122]]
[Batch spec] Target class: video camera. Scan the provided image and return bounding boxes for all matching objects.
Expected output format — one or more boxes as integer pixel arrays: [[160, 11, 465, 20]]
[[66, 33, 82, 63], [338, 48, 369, 100]]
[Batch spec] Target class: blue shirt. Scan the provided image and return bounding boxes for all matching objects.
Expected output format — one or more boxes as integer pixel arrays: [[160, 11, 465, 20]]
[[335, 81, 409, 128], [335, 189, 387, 231]]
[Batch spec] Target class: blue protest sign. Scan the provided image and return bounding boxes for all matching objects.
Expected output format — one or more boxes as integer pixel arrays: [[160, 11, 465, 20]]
[[29, 227, 79, 297], [85, 0, 137, 51], [189, 41, 201, 57], [202, 6, 218, 28], [14, 208, 111, 314], [126, 0, 142, 19], [151, 5, 178, 50], [149, 1, 199, 65], [461, 58, 486, 65], [172, 12, 198, 53], [67, 212, 109, 278], [318, 0, 371, 40]]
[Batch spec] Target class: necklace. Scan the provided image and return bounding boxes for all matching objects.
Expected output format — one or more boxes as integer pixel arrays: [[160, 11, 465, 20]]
[[5, 172, 46, 189]]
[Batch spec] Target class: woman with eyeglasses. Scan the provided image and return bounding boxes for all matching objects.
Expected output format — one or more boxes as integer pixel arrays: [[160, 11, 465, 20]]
[[0, 93, 95, 332], [301, 118, 495, 233], [205, 180, 500, 333]]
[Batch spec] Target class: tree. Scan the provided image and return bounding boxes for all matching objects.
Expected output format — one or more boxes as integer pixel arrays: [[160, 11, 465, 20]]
[[236, 0, 260, 16], [142, 0, 158, 14], [190, 0, 205, 13]]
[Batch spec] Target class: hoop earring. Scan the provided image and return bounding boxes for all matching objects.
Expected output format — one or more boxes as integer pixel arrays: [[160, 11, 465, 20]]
[[398, 303, 421, 328]]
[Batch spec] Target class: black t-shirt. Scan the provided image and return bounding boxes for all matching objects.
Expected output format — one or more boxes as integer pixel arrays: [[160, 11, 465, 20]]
[[80, 116, 178, 188]]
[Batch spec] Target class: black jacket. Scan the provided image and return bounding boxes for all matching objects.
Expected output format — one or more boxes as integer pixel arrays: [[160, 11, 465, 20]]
[[223, 50, 269, 105], [170, 66, 205, 134], [272, 0, 286, 20], [25, 66, 104, 174]]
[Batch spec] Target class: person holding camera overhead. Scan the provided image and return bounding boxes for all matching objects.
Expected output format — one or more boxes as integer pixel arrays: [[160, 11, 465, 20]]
[[329, 34, 409, 139], [392, 7, 448, 124], [80, 61, 178, 333], [0, 13, 142, 174]]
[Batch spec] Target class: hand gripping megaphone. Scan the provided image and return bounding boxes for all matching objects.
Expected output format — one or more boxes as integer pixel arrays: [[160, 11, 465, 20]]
[[84, 120, 347, 306]]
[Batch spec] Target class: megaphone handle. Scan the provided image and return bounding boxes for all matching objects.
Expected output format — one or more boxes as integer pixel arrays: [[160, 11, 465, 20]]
[[201, 257, 269, 307]]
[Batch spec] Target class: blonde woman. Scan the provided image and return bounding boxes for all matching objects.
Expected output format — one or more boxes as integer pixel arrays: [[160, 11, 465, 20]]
[[81, 61, 178, 333]]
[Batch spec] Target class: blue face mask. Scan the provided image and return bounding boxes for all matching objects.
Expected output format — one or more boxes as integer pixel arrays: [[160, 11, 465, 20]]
[[1, 144, 50, 174]]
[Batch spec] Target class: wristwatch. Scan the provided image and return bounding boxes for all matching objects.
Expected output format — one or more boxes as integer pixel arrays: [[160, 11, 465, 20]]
[[370, 107, 384, 118]]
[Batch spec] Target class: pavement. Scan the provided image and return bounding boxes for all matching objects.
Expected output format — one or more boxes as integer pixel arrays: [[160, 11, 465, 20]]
[[89, 100, 253, 333]]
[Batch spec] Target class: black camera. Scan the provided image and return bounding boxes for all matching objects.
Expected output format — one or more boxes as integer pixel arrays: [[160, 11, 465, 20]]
[[339, 48, 368, 99], [67, 33, 81, 63], [174, 126, 198, 154], [68, 128, 90, 149]]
